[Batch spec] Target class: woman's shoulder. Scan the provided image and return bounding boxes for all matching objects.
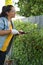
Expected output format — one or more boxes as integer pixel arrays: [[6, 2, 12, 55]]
[[0, 17, 8, 21], [0, 17, 8, 25], [0, 17, 6, 19]]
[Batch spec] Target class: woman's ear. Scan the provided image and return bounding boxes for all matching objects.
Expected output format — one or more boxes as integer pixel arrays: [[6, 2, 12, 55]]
[[6, 12, 9, 16]]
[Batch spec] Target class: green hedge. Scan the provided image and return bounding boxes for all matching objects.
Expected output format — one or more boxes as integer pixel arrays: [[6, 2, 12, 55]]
[[11, 20, 43, 65]]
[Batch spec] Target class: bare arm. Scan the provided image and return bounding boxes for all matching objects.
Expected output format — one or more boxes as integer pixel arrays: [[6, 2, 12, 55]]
[[0, 30, 11, 36]]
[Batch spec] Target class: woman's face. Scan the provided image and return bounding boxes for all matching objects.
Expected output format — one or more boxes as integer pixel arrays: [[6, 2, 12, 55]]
[[7, 7, 16, 18]]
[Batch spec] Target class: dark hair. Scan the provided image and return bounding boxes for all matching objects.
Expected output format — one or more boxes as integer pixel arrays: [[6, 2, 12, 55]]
[[0, 5, 13, 17]]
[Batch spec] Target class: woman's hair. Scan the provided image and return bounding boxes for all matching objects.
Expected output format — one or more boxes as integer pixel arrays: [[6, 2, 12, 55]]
[[0, 5, 13, 17]]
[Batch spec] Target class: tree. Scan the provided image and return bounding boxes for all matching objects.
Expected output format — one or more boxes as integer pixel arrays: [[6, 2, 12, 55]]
[[17, 0, 43, 17]]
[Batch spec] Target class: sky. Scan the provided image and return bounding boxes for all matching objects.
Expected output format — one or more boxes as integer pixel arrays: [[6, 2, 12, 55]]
[[13, 0, 20, 11], [13, 0, 19, 3], [0, 0, 5, 13], [0, 0, 19, 13]]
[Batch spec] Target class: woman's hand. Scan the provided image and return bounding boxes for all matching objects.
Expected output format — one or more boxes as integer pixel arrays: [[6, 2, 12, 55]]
[[11, 29, 26, 36], [11, 29, 19, 34]]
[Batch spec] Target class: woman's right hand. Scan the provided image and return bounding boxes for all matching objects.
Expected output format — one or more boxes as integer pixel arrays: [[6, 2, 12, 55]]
[[11, 29, 26, 35], [11, 29, 20, 35]]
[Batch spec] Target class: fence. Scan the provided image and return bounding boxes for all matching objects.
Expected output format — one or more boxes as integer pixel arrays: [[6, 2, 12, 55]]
[[21, 15, 43, 28]]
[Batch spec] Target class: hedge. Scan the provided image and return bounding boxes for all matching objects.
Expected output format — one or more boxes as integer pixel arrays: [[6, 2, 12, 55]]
[[11, 20, 43, 65]]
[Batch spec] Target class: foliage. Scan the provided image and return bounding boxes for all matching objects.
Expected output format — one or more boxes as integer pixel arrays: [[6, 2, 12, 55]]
[[11, 20, 43, 65], [17, 0, 43, 17]]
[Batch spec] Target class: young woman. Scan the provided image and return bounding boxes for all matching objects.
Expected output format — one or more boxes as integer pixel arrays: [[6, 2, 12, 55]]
[[0, 5, 23, 65]]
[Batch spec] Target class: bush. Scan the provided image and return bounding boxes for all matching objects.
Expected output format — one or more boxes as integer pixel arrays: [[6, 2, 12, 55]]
[[11, 20, 43, 65]]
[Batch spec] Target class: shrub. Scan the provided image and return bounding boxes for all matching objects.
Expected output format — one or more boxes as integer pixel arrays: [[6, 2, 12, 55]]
[[11, 20, 43, 65]]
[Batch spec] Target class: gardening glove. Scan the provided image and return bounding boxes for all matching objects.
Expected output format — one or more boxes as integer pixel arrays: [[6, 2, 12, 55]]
[[11, 29, 19, 34]]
